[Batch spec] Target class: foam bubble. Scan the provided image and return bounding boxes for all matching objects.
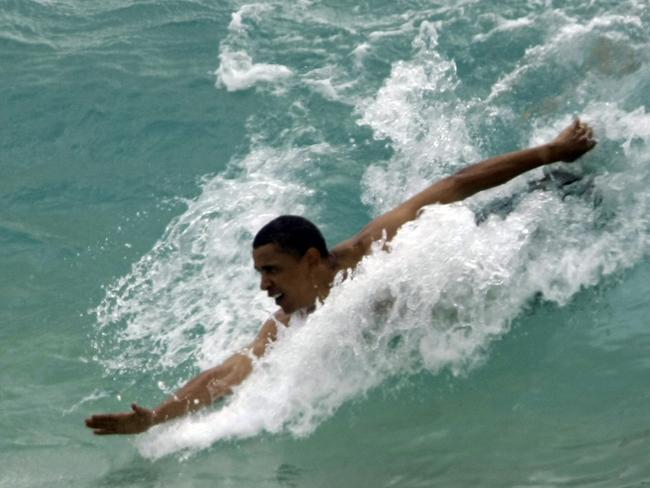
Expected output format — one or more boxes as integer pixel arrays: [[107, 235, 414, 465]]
[[472, 15, 534, 43], [215, 49, 293, 92], [351, 42, 371, 68], [228, 4, 273, 33]]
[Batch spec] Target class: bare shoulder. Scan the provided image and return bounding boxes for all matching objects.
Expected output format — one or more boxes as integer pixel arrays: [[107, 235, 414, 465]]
[[250, 310, 290, 357], [332, 203, 421, 269], [259, 309, 292, 337], [331, 236, 370, 271], [272, 309, 291, 327]]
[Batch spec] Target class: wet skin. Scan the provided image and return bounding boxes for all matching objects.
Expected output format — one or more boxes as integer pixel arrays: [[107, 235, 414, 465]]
[[253, 244, 324, 314]]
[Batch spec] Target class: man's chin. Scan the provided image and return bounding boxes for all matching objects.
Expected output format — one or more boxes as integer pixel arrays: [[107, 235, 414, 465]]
[[280, 303, 297, 314], [276, 295, 316, 315], [277, 298, 293, 314], [281, 303, 315, 316], [279, 300, 306, 315]]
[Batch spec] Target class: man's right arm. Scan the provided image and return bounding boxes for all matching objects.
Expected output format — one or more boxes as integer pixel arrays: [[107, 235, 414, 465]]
[[85, 315, 281, 435]]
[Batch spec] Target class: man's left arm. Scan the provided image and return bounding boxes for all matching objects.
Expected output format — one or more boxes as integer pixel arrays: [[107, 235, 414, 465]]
[[350, 119, 596, 249]]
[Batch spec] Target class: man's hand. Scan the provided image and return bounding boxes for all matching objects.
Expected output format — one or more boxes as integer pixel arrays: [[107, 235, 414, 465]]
[[85, 403, 155, 435], [550, 119, 597, 162], [85, 322, 280, 437]]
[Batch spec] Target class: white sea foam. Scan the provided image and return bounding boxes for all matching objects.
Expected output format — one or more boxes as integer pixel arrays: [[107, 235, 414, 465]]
[[303, 65, 357, 102], [358, 21, 479, 212], [486, 12, 644, 103], [219, 3, 294, 92], [351, 42, 371, 68], [368, 21, 415, 42], [62, 390, 110, 415], [215, 49, 293, 92], [228, 3, 272, 33], [472, 16, 534, 43]]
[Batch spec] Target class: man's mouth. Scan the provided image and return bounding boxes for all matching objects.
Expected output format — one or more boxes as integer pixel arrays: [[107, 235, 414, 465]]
[[270, 292, 284, 305]]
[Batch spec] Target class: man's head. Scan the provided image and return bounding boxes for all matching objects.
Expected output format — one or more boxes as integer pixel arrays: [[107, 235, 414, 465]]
[[252, 215, 330, 314]]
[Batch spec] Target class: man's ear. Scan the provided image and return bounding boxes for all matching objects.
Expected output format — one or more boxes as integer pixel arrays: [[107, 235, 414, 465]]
[[304, 247, 322, 267]]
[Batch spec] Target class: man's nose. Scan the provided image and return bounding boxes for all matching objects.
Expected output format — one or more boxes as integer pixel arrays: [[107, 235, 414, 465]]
[[259, 274, 271, 291]]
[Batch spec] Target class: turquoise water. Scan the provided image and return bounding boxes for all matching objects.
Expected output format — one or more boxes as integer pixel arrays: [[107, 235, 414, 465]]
[[2, 0, 650, 486]]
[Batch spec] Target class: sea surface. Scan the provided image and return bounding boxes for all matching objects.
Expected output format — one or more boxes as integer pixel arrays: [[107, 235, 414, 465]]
[[2, 0, 650, 486]]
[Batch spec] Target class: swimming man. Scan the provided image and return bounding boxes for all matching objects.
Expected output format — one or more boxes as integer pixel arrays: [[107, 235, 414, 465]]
[[85, 119, 595, 435]]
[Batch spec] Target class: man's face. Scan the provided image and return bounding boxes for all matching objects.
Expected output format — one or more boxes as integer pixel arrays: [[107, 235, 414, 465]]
[[253, 243, 317, 314]]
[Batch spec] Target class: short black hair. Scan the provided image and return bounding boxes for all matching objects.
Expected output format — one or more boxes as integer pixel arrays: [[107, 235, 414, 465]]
[[253, 215, 329, 258]]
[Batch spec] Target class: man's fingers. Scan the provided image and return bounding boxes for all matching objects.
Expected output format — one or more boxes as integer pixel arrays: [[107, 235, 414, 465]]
[[93, 429, 116, 436], [131, 403, 146, 415], [580, 125, 595, 145], [85, 415, 118, 429], [85, 414, 117, 424], [576, 122, 595, 143]]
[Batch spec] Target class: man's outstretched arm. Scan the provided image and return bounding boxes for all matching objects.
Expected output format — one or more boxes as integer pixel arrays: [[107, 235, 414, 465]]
[[349, 119, 596, 249], [85, 317, 279, 435]]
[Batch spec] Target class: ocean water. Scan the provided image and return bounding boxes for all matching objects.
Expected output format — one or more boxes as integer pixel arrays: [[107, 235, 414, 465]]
[[2, 0, 650, 486]]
